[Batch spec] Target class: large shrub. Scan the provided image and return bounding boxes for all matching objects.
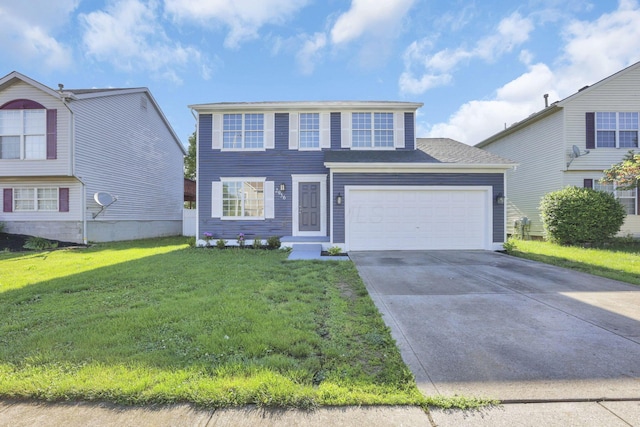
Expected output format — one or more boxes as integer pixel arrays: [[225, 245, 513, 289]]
[[539, 186, 625, 245]]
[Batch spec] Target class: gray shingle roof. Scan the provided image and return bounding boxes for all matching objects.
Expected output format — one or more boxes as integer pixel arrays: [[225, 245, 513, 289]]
[[324, 138, 515, 165], [416, 138, 516, 164]]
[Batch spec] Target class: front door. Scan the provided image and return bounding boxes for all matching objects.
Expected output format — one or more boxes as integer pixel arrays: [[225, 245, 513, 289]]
[[299, 182, 321, 232]]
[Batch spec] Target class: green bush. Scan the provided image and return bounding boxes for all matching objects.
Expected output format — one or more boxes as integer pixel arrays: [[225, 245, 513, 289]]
[[23, 236, 58, 251], [252, 236, 263, 249], [215, 238, 227, 249], [266, 236, 281, 249], [539, 186, 626, 245], [327, 246, 343, 256]]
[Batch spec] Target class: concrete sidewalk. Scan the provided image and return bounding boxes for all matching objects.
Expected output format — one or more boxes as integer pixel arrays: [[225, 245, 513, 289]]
[[2, 400, 640, 426]]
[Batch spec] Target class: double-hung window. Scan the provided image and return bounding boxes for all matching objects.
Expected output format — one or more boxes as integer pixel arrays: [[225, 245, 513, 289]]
[[299, 113, 319, 149], [0, 109, 46, 159], [13, 187, 58, 211], [351, 112, 394, 148], [222, 180, 265, 218], [223, 113, 264, 149], [594, 181, 637, 215], [596, 112, 639, 148]]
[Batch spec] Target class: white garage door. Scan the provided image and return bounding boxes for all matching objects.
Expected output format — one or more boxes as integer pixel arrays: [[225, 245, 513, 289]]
[[346, 187, 490, 251]]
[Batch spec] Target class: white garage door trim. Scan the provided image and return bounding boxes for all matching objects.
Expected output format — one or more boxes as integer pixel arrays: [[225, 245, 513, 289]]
[[345, 185, 493, 251]]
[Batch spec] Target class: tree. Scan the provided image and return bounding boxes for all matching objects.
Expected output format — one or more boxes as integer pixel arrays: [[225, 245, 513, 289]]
[[601, 150, 640, 190], [184, 131, 196, 180]]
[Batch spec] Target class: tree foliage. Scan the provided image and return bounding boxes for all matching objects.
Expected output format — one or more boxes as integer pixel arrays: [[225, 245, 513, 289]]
[[601, 150, 640, 190], [539, 186, 625, 245], [184, 131, 196, 180]]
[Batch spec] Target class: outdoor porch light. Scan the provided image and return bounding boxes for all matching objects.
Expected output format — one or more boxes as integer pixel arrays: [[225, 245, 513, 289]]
[[279, 183, 286, 192], [496, 193, 505, 205], [336, 193, 343, 205]]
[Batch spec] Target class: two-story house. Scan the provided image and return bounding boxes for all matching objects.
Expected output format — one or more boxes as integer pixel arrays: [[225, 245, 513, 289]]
[[190, 101, 515, 251], [0, 71, 185, 244], [476, 61, 640, 238]]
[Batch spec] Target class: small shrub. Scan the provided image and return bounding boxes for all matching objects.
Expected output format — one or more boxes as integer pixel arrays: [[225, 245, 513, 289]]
[[186, 237, 196, 248], [252, 236, 262, 249], [215, 238, 227, 249], [327, 246, 343, 256], [539, 186, 626, 245], [23, 236, 58, 251], [237, 233, 245, 248], [502, 238, 516, 253], [266, 236, 281, 249]]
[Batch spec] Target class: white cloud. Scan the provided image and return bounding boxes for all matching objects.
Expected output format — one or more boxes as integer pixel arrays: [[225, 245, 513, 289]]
[[330, 0, 416, 45], [0, 0, 77, 70], [420, 0, 640, 145], [164, 0, 309, 48], [400, 12, 534, 95], [296, 33, 327, 75], [80, 0, 209, 84]]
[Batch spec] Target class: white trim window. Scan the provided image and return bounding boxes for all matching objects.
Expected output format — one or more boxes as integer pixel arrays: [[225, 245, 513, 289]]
[[222, 179, 265, 218], [299, 113, 319, 149], [351, 112, 394, 148], [14, 187, 58, 211], [594, 181, 637, 215], [223, 113, 264, 149], [596, 112, 639, 148], [0, 109, 46, 159]]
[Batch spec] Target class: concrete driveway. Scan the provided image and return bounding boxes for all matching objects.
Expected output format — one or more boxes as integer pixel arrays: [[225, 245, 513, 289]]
[[350, 251, 640, 401]]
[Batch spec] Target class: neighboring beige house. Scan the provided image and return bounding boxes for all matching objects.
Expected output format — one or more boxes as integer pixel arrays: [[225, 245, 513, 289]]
[[0, 71, 186, 244], [476, 61, 640, 238]]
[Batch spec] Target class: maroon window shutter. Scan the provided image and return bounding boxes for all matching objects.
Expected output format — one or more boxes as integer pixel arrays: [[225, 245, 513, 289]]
[[585, 112, 595, 149], [59, 188, 69, 212], [583, 179, 593, 189], [3, 189, 12, 212], [47, 109, 57, 159]]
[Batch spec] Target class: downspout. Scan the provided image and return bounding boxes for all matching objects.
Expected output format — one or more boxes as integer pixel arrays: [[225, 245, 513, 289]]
[[191, 108, 199, 241], [59, 92, 87, 244]]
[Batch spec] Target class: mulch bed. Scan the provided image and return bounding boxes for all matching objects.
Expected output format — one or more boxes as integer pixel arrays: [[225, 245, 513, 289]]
[[0, 233, 84, 252]]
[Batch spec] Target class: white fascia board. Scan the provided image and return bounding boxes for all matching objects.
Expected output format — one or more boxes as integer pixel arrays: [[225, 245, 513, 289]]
[[188, 101, 424, 113], [324, 162, 517, 173]]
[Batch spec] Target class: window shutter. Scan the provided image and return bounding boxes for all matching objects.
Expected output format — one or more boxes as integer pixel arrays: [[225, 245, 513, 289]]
[[46, 109, 57, 159], [394, 112, 405, 148], [211, 181, 222, 218], [583, 179, 593, 189], [637, 188, 639, 216], [264, 113, 275, 149], [288, 113, 298, 149], [59, 188, 69, 212], [320, 112, 331, 148], [3, 189, 12, 212], [585, 112, 595, 149], [212, 114, 222, 149], [264, 181, 275, 219], [341, 112, 351, 148]]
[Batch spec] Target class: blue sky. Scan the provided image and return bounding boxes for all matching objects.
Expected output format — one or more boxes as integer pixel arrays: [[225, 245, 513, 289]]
[[1, 0, 639, 147]]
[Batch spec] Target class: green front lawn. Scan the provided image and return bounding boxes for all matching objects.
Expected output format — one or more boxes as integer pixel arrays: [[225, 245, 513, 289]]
[[505, 239, 640, 286], [0, 237, 485, 409]]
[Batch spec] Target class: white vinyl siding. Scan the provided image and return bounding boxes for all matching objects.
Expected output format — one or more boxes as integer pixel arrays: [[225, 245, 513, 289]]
[[0, 81, 69, 176], [73, 92, 184, 222], [0, 178, 81, 221], [482, 111, 564, 236]]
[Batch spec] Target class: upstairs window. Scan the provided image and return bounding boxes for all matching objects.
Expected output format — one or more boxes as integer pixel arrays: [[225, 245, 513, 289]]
[[223, 113, 264, 149], [596, 112, 638, 148], [0, 109, 46, 159], [299, 113, 319, 149], [351, 112, 394, 148]]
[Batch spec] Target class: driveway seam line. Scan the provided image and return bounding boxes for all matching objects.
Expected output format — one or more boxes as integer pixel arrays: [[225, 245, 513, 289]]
[[597, 401, 635, 426]]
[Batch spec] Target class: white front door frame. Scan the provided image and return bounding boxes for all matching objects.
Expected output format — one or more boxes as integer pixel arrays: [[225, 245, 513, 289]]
[[292, 174, 327, 237]]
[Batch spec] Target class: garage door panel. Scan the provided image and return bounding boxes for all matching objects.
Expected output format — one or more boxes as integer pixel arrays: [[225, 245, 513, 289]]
[[347, 188, 489, 251]]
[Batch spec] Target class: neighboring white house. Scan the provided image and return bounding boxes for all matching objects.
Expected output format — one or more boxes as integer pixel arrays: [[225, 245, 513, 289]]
[[476, 61, 640, 238], [0, 71, 186, 244]]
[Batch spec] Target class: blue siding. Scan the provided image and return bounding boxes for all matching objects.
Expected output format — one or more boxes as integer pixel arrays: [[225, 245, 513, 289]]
[[199, 114, 212, 147], [404, 112, 415, 150], [330, 112, 341, 150], [198, 112, 330, 239], [332, 173, 505, 244]]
